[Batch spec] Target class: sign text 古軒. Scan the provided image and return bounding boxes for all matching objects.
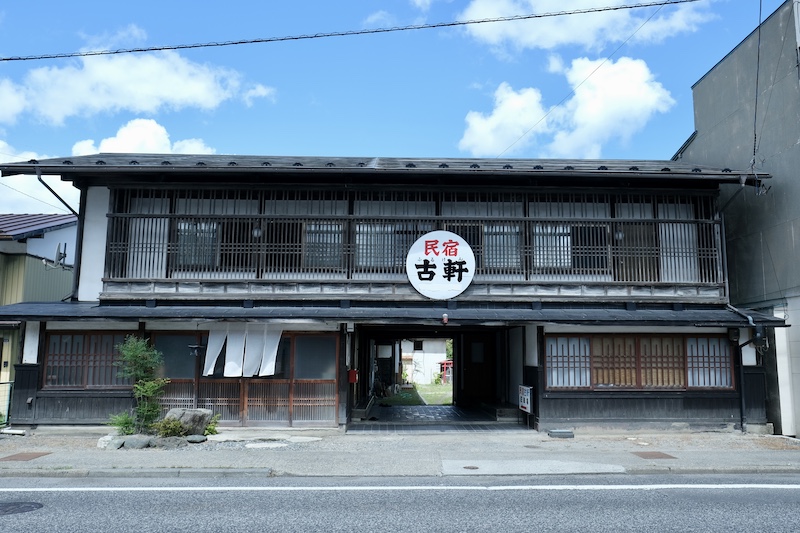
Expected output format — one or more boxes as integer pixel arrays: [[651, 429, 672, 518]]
[[406, 231, 475, 300]]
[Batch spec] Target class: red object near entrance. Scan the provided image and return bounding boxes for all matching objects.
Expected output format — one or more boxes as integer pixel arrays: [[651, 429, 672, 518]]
[[348, 369, 359, 384], [439, 360, 453, 384]]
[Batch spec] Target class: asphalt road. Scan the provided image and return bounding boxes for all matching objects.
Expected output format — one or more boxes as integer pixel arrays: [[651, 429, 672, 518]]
[[2, 474, 800, 532]]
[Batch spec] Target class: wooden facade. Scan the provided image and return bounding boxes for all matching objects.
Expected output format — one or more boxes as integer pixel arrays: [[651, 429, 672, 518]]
[[0, 155, 784, 430]]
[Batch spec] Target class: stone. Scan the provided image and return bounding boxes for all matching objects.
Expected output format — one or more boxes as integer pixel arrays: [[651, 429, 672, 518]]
[[163, 408, 213, 436], [97, 435, 114, 449], [107, 437, 125, 450], [186, 434, 207, 444], [123, 435, 153, 449], [151, 436, 188, 449]]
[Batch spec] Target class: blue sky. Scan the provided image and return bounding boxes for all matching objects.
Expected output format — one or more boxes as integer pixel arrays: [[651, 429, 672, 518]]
[[0, 0, 786, 213]]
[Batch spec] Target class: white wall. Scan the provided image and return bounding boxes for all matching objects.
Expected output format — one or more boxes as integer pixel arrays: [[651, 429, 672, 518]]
[[402, 338, 447, 384], [77, 187, 110, 301], [26, 226, 77, 265]]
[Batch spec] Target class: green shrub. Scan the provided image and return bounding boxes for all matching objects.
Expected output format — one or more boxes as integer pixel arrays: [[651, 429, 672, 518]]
[[108, 412, 136, 435], [108, 336, 170, 434], [204, 414, 221, 436], [152, 418, 189, 438]]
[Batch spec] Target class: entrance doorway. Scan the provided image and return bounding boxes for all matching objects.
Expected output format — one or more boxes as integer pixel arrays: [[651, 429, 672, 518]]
[[353, 325, 521, 427]]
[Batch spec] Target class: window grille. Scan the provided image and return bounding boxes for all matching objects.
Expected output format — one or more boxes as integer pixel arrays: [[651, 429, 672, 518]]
[[44, 333, 130, 389], [106, 189, 723, 287], [546, 334, 730, 390], [687, 337, 732, 388]]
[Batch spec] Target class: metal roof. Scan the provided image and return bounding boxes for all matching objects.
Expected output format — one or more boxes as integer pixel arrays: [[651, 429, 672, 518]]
[[0, 213, 77, 241], [0, 153, 766, 186], [0, 301, 784, 328]]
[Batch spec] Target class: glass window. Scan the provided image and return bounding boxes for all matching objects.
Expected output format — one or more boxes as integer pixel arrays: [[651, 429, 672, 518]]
[[153, 334, 202, 379], [294, 336, 337, 380], [546, 337, 591, 388], [546, 335, 731, 390], [687, 337, 732, 388]]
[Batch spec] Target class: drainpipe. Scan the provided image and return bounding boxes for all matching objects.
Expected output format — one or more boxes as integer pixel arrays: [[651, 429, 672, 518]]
[[35, 167, 82, 301], [727, 305, 758, 434], [36, 168, 78, 216]]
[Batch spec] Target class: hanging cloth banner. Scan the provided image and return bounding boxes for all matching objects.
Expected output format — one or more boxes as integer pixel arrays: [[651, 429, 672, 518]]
[[203, 325, 228, 376], [202, 324, 284, 377], [223, 324, 247, 377], [242, 324, 265, 377], [258, 327, 283, 377]]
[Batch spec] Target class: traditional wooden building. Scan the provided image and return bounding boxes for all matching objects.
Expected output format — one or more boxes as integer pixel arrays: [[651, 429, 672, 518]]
[[0, 154, 784, 430], [0, 213, 77, 423]]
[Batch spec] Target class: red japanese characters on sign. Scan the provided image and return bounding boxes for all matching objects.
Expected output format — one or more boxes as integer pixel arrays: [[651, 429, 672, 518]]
[[406, 230, 476, 300]]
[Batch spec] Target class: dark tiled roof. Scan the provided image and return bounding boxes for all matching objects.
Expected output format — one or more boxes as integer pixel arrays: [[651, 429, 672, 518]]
[[0, 301, 785, 328], [0, 153, 763, 185], [0, 213, 77, 241]]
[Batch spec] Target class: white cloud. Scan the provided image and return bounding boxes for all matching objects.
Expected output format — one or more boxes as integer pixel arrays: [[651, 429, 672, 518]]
[[545, 57, 674, 158], [0, 79, 27, 124], [243, 84, 277, 107], [0, 25, 277, 126], [459, 56, 674, 158], [0, 141, 79, 214], [459, 0, 713, 52], [458, 82, 551, 157], [0, 118, 216, 214], [71, 118, 216, 155], [364, 10, 396, 27], [24, 51, 241, 125], [411, 0, 433, 11]]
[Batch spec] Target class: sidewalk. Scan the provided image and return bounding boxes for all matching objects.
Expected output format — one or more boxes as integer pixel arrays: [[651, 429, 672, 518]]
[[1, 425, 800, 478]]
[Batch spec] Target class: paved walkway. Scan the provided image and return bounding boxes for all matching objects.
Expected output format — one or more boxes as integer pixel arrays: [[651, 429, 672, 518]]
[[2, 424, 800, 478], [348, 404, 524, 433]]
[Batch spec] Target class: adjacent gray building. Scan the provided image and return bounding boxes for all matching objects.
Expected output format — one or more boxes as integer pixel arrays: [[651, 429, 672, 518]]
[[676, 0, 800, 436]]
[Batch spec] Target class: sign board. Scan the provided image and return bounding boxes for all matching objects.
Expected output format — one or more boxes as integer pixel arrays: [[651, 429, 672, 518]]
[[519, 385, 532, 414], [405, 230, 475, 300]]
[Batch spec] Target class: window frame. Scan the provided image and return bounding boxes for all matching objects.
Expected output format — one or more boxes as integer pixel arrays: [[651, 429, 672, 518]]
[[42, 332, 132, 390], [544, 334, 733, 391]]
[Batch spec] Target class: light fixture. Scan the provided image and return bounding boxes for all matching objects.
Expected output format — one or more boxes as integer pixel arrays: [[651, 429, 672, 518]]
[[252, 226, 263, 239]]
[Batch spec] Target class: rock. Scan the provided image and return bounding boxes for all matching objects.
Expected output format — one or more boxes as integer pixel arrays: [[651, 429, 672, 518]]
[[151, 436, 188, 449], [186, 434, 207, 444], [163, 408, 213, 435], [107, 437, 125, 450], [123, 435, 153, 449], [97, 435, 114, 449]]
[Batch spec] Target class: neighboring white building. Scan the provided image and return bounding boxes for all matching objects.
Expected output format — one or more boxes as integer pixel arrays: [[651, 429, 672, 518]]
[[401, 338, 448, 384]]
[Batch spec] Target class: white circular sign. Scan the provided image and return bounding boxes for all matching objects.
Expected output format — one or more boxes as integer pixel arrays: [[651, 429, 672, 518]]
[[405, 230, 475, 300]]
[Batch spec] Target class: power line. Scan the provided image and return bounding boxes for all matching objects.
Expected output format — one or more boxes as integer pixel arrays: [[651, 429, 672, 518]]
[[0, 180, 71, 212], [0, 0, 701, 63]]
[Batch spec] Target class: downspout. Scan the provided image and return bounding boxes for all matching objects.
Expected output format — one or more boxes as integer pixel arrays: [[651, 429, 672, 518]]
[[727, 304, 757, 434], [36, 168, 78, 216], [35, 167, 83, 301]]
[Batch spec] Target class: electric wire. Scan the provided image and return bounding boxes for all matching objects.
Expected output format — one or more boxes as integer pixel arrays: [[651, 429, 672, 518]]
[[0, 180, 70, 212], [751, 0, 763, 172], [0, 0, 701, 63]]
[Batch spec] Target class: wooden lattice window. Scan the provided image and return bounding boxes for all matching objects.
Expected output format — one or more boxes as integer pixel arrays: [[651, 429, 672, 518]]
[[43, 333, 131, 389], [546, 334, 730, 390]]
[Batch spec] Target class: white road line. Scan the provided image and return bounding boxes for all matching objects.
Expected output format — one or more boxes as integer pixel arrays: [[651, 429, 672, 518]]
[[1, 484, 800, 493]]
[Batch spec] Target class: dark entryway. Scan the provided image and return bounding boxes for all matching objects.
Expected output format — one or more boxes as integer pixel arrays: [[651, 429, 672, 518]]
[[354, 325, 519, 429]]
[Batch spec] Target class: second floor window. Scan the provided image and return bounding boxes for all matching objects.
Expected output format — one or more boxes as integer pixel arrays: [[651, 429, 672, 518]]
[[106, 189, 722, 285]]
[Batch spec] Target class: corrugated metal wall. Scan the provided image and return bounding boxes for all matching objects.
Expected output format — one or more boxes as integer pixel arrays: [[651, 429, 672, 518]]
[[0, 255, 73, 305]]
